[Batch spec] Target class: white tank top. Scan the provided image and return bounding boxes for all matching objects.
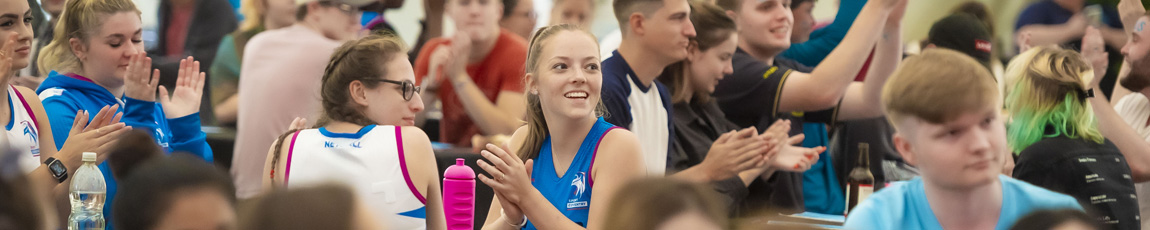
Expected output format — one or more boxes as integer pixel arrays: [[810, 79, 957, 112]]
[[283, 125, 428, 230], [8, 86, 42, 173]]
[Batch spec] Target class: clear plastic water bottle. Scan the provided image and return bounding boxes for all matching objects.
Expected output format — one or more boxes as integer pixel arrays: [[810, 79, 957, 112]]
[[443, 158, 475, 230], [69, 152, 105, 230]]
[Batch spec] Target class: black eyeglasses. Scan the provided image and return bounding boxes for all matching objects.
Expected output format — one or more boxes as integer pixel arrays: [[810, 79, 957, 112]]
[[364, 79, 421, 101]]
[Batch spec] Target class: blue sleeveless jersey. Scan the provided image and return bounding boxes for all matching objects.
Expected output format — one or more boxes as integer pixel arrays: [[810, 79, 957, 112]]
[[523, 117, 619, 229]]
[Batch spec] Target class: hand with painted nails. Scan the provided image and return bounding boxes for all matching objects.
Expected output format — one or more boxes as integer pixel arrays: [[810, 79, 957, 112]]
[[58, 105, 131, 168], [769, 133, 824, 172], [760, 119, 793, 165], [476, 143, 537, 206], [158, 56, 206, 119]]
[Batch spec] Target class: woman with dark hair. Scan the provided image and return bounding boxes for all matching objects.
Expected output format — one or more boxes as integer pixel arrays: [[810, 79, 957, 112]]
[[112, 154, 236, 230], [664, 1, 822, 212], [262, 34, 444, 230]]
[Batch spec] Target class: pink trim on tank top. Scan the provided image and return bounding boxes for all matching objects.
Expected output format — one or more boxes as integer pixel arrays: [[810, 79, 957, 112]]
[[283, 131, 301, 187], [396, 126, 427, 204], [587, 127, 621, 189], [11, 86, 38, 129]]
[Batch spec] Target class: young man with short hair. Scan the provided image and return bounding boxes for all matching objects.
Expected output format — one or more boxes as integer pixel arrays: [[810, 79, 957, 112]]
[[844, 48, 1082, 230], [713, 0, 903, 214], [414, 0, 529, 147], [600, 0, 695, 175], [1085, 1, 1150, 228]]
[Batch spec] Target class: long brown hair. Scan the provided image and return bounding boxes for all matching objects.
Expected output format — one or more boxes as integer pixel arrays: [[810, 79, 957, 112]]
[[37, 0, 140, 75], [268, 33, 407, 184], [604, 178, 728, 230], [516, 24, 603, 161], [667, 1, 736, 104], [242, 184, 358, 230]]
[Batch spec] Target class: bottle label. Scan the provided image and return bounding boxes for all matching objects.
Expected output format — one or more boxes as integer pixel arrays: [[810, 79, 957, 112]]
[[858, 184, 873, 201], [845, 183, 874, 216]]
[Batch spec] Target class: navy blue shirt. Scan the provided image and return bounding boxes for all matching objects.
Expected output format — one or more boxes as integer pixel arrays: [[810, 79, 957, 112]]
[[1015, 1, 1123, 49]]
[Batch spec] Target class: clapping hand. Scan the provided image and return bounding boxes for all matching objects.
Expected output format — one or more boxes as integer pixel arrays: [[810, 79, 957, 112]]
[[123, 52, 159, 101], [158, 57, 206, 119], [58, 105, 131, 166]]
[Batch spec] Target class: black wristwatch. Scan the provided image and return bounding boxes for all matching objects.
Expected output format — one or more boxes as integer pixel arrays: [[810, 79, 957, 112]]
[[43, 157, 68, 183]]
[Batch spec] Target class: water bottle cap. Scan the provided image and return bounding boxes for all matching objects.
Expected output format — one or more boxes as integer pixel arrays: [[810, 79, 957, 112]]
[[82, 152, 96, 162], [444, 158, 475, 179]]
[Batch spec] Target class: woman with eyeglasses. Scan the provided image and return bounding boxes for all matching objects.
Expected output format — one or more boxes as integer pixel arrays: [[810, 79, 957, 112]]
[[261, 34, 446, 230]]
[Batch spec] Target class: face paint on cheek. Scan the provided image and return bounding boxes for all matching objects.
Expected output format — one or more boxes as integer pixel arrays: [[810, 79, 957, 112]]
[[1138, 21, 1146, 33]]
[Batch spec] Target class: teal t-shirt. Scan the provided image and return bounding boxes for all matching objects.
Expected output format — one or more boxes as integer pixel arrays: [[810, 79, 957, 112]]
[[843, 175, 1083, 230]]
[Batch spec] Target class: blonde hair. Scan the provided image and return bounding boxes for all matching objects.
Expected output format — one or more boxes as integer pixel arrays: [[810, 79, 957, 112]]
[[1004, 46, 1103, 153], [239, 0, 268, 32], [37, 0, 141, 75], [517, 24, 603, 161], [882, 49, 999, 130]]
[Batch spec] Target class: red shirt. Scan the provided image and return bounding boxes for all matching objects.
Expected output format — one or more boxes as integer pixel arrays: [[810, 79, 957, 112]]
[[165, 6, 194, 58], [415, 29, 528, 146]]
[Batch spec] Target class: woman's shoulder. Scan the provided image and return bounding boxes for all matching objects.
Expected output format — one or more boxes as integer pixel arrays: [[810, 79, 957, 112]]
[[397, 126, 434, 155], [595, 128, 639, 155]]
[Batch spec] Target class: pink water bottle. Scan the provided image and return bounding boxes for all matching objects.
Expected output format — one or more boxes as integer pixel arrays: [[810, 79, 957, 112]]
[[443, 158, 475, 230]]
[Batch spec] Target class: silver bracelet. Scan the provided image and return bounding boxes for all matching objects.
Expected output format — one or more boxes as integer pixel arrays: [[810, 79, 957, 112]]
[[503, 209, 527, 228]]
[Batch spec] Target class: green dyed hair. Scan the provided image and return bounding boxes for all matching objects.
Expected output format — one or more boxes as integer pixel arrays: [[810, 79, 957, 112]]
[[1004, 46, 1104, 154]]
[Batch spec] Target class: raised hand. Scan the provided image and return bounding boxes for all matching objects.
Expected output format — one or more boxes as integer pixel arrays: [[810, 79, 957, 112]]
[[288, 117, 308, 131], [445, 32, 472, 82], [0, 34, 16, 84], [477, 143, 536, 206], [1018, 32, 1034, 54], [123, 52, 159, 101], [58, 105, 131, 166], [424, 45, 451, 90], [158, 57, 205, 119], [1082, 26, 1109, 87]]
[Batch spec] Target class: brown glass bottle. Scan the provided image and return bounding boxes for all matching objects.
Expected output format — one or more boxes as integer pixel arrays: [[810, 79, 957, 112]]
[[845, 142, 875, 216]]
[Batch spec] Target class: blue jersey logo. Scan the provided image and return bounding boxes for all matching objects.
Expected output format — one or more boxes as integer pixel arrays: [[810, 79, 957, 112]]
[[21, 121, 39, 156], [566, 172, 589, 209]]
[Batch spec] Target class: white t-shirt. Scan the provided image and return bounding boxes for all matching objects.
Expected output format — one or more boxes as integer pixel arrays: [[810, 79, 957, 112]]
[[1115, 93, 1150, 230], [626, 76, 669, 176]]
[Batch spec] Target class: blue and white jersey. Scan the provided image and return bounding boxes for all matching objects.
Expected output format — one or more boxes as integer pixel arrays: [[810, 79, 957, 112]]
[[600, 50, 674, 176], [525, 117, 619, 229], [283, 125, 428, 230], [8, 86, 42, 173]]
